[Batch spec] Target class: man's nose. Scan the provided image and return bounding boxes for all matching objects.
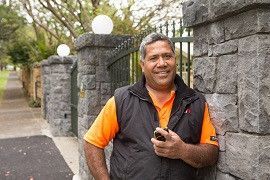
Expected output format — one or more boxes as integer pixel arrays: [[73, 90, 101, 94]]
[[157, 57, 167, 66]]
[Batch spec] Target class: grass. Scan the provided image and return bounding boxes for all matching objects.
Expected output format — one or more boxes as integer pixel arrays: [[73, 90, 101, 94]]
[[0, 70, 10, 99]]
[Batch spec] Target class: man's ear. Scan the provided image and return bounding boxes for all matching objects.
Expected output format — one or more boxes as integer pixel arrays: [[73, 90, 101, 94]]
[[140, 60, 144, 72]]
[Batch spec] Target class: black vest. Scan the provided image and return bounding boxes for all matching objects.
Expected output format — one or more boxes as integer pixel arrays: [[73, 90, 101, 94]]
[[110, 75, 205, 180]]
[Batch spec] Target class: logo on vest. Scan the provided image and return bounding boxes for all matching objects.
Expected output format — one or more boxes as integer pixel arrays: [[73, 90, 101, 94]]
[[184, 108, 191, 114]]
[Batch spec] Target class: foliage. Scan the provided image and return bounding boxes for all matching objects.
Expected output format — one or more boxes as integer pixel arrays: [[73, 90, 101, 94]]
[[0, 4, 26, 69], [28, 30, 57, 62], [0, 70, 10, 100], [0, 56, 9, 70], [94, 2, 138, 35], [0, 5, 25, 41], [3, 0, 186, 68], [6, 23, 57, 67], [113, 0, 184, 30], [28, 98, 41, 108], [7, 39, 33, 68], [19, 0, 185, 44]]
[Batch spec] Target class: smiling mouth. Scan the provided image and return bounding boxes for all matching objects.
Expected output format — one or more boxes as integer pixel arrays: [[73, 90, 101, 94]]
[[155, 70, 169, 74]]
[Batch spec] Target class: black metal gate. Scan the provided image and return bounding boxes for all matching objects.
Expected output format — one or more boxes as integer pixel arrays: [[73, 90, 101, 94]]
[[70, 60, 78, 137]]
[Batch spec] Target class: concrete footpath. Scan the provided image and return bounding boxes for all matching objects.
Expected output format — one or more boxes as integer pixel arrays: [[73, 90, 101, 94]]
[[0, 71, 79, 179]]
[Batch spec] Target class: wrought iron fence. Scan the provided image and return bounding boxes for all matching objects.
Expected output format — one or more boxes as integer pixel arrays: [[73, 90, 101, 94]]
[[108, 19, 194, 95]]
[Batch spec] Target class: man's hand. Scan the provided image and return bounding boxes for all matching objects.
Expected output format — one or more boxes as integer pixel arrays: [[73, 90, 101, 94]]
[[151, 127, 186, 159], [151, 127, 219, 168]]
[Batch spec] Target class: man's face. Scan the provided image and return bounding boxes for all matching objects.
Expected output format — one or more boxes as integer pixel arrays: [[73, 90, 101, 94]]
[[140, 40, 176, 91]]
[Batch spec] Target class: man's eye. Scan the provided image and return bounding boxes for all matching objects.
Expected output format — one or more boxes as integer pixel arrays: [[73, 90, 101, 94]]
[[164, 54, 172, 60], [150, 57, 157, 61]]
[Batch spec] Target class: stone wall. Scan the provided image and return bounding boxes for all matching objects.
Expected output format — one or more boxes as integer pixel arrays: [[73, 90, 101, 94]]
[[19, 63, 42, 100], [41, 55, 76, 136], [74, 33, 130, 180], [31, 63, 42, 100], [41, 60, 50, 120], [19, 68, 31, 96], [183, 1, 270, 179]]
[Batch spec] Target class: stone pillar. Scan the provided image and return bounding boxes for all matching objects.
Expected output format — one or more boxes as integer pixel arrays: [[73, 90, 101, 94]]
[[41, 60, 50, 120], [183, 1, 270, 179], [41, 55, 76, 136], [74, 33, 131, 180]]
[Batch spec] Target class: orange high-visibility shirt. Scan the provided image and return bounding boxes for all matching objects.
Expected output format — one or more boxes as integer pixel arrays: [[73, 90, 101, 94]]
[[84, 92, 218, 149]]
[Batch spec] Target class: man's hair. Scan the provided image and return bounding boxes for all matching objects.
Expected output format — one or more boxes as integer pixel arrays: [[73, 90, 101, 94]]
[[140, 32, 175, 61]]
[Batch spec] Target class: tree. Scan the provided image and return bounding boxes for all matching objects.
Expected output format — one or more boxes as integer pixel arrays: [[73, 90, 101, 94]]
[[3, 0, 185, 68], [19, 0, 184, 45], [0, 4, 25, 70], [6, 24, 58, 68], [112, 0, 184, 30], [7, 39, 32, 68], [21, 0, 103, 44], [0, 5, 25, 41], [28, 30, 57, 63]]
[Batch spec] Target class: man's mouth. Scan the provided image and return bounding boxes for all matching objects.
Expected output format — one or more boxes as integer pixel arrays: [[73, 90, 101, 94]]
[[155, 70, 169, 74]]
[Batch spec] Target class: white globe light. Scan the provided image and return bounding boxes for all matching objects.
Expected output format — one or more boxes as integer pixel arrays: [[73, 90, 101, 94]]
[[92, 15, 113, 34], [57, 44, 70, 56]]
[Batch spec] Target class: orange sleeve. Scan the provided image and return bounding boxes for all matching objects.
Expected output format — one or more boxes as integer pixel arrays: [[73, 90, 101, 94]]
[[200, 102, 219, 146], [84, 97, 119, 149]]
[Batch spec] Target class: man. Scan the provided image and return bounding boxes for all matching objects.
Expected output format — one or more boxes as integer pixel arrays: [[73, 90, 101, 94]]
[[84, 32, 219, 179]]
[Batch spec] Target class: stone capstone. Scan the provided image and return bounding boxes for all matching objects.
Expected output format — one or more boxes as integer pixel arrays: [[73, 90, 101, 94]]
[[74, 33, 131, 51], [183, 0, 270, 28]]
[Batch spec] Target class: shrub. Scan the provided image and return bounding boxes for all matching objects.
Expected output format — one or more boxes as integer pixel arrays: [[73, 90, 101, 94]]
[[28, 98, 41, 108]]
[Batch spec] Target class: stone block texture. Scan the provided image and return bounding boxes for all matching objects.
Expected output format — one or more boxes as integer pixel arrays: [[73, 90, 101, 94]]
[[183, 0, 270, 28], [215, 55, 238, 94], [183, 1, 270, 179], [193, 57, 217, 93], [41, 55, 76, 136], [41, 60, 51, 120], [75, 33, 131, 180], [238, 35, 270, 134], [205, 94, 238, 135], [226, 133, 270, 180]]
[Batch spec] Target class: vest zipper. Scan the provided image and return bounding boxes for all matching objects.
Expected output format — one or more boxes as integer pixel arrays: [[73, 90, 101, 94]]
[[168, 94, 198, 130], [129, 90, 153, 104], [170, 93, 196, 119], [129, 90, 161, 127]]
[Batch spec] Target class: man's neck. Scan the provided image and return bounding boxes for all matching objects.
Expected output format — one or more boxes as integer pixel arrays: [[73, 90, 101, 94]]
[[145, 84, 176, 107], [146, 84, 175, 94]]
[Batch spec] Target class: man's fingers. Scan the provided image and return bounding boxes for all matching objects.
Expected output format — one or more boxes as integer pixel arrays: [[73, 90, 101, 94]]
[[154, 149, 168, 157], [157, 127, 175, 142], [153, 143, 167, 154], [155, 127, 168, 135], [164, 130, 173, 141], [151, 138, 166, 147], [168, 129, 177, 136]]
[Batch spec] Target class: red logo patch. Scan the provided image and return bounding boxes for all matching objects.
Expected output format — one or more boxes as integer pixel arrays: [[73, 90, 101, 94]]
[[185, 108, 191, 114]]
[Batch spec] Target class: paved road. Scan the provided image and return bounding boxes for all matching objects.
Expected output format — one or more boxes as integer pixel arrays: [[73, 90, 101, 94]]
[[0, 71, 77, 180]]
